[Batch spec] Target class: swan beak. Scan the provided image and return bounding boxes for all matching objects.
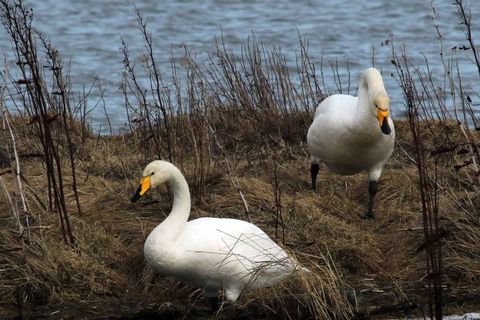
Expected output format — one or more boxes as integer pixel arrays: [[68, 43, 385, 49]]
[[131, 176, 151, 202], [377, 109, 391, 135]]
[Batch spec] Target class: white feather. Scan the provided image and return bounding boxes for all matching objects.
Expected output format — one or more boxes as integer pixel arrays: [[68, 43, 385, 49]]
[[307, 67, 395, 182], [137, 160, 300, 302]]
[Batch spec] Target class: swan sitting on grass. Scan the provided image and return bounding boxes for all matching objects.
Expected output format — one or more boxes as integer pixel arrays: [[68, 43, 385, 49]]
[[131, 160, 301, 304], [307, 67, 395, 219]]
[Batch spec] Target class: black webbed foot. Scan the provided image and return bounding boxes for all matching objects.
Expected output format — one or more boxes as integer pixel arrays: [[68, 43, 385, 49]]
[[310, 163, 320, 191]]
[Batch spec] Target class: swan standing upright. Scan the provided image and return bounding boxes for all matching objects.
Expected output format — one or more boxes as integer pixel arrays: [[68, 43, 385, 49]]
[[307, 68, 395, 219], [131, 160, 300, 303]]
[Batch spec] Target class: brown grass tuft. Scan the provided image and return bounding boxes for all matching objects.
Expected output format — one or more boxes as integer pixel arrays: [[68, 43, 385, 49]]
[[1, 0, 480, 318]]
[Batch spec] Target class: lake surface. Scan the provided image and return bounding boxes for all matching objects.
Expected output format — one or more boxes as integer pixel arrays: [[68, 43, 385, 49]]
[[1, 0, 479, 132]]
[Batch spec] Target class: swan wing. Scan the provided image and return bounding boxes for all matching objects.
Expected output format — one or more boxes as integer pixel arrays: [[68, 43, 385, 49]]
[[312, 94, 357, 121], [178, 218, 295, 288]]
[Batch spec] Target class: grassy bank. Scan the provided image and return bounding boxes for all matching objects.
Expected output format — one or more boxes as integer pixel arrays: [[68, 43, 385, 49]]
[[1, 114, 479, 319], [1, 0, 480, 319]]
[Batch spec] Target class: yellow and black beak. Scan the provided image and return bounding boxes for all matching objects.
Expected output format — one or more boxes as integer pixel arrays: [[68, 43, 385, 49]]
[[131, 176, 151, 202], [377, 109, 391, 135]]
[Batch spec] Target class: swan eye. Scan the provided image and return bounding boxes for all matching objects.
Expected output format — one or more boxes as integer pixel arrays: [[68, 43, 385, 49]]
[[151, 172, 155, 176]]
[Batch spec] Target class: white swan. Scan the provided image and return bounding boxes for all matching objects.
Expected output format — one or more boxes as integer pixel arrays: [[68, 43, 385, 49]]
[[307, 67, 395, 219], [131, 160, 300, 303]]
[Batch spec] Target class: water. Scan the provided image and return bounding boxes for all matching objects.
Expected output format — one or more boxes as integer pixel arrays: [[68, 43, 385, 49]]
[[1, 0, 479, 132]]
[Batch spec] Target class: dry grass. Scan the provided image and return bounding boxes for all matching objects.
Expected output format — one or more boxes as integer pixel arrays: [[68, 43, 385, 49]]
[[1, 1, 480, 318], [1, 117, 479, 319]]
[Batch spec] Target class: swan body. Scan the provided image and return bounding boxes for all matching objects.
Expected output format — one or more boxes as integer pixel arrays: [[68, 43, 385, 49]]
[[307, 68, 395, 218], [131, 161, 298, 302]]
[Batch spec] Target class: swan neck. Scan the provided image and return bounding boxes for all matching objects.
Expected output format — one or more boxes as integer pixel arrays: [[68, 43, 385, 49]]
[[358, 70, 387, 106], [355, 70, 386, 130], [160, 167, 191, 240]]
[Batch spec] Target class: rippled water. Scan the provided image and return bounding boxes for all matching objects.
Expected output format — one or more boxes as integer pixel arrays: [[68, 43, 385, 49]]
[[1, 0, 479, 132]]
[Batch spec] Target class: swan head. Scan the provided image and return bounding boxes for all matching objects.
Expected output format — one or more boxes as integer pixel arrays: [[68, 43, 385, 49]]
[[373, 93, 391, 135], [131, 160, 176, 202]]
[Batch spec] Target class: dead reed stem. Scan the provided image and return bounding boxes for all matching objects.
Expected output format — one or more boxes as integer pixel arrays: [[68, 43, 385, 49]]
[[0, 1, 479, 318], [1, 0, 77, 244]]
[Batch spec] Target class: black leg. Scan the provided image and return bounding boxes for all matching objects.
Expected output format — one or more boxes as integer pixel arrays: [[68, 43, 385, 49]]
[[209, 297, 220, 312], [310, 163, 319, 191], [365, 180, 377, 219], [210, 297, 226, 317]]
